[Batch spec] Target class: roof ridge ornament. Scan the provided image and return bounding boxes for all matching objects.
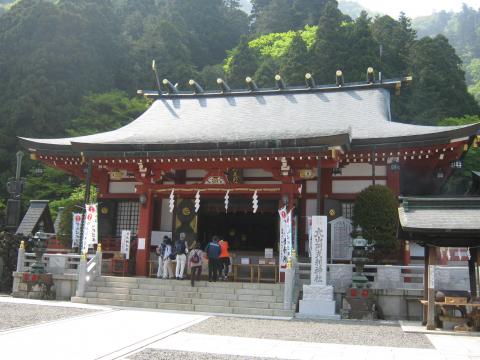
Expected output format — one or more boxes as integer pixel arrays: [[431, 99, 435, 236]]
[[336, 70, 344, 87], [162, 79, 178, 94], [367, 67, 375, 84], [275, 74, 286, 90], [305, 73, 315, 88], [151, 60, 163, 95], [217, 78, 231, 93], [245, 76, 258, 92], [189, 79, 204, 94]]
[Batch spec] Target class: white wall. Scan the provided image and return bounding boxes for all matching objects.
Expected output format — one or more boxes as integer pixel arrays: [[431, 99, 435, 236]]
[[108, 182, 140, 194], [336, 163, 386, 177], [186, 169, 208, 178], [243, 169, 273, 178], [332, 180, 386, 194]]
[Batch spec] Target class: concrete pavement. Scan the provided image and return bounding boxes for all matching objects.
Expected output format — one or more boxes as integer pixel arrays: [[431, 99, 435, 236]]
[[0, 296, 479, 360]]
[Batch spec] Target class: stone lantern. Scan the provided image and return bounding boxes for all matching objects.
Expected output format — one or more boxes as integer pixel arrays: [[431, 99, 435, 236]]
[[341, 227, 378, 319], [30, 231, 49, 274]]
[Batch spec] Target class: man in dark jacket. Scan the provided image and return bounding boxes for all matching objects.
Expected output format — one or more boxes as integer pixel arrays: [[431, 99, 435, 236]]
[[205, 236, 221, 282]]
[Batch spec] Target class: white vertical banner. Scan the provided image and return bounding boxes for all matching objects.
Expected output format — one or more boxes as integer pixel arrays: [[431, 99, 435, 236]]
[[121, 230, 131, 260], [82, 203, 98, 253], [310, 216, 328, 286], [72, 213, 82, 248], [278, 206, 292, 272]]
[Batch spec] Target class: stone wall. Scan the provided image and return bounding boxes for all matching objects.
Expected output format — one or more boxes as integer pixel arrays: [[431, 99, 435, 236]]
[[12, 272, 78, 300]]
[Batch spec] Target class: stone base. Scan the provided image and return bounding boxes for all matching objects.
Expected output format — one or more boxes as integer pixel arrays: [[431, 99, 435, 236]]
[[298, 284, 339, 319]]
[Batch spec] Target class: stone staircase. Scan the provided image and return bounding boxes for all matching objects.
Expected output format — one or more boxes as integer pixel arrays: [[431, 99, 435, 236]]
[[71, 276, 295, 317]]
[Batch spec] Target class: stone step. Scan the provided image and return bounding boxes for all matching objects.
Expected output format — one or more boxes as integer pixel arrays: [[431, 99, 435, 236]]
[[71, 296, 294, 317], [97, 277, 284, 290]]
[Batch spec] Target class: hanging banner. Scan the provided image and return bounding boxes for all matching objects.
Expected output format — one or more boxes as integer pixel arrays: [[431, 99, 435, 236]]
[[310, 216, 328, 286], [121, 230, 131, 260], [82, 203, 98, 253], [278, 206, 292, 273], [72, 213, 82, 248]]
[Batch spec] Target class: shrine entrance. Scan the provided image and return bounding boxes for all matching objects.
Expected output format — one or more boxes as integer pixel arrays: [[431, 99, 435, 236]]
[[197, 199, 279, 252]]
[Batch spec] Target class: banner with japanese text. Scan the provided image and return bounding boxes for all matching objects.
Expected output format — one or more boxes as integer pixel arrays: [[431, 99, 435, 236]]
[[72, 213, 82, 248], [121, 230, 131, 260], [82, 203, 98, 253], [278, 206, 292, 272]]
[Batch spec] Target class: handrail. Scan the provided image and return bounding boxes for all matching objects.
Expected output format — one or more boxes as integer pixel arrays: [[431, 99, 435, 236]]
[[76, 247, 102, 297]]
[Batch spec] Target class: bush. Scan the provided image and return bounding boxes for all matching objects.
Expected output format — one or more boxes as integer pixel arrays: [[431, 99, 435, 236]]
[[0, 232, 29, 292], [352, 185, 399, 261]]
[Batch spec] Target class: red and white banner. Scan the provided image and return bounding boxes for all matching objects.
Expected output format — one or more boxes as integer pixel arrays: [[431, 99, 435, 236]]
[[72, 213, 82, 248], [278, 206, 292, 272], [82, 203, 98, 253]]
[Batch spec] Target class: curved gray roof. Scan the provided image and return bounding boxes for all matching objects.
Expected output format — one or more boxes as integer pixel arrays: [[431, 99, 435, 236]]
[[20, 87, 479, 153]]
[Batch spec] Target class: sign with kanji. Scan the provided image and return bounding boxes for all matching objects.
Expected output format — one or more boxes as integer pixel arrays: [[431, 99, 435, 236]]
[[330, 216, 353, 261], [278, 206, 292, 273], [72, 213, 82, 248], [82, 203, 98, 253], [121, 230, 131, 260], [310, 216, 327, 285]]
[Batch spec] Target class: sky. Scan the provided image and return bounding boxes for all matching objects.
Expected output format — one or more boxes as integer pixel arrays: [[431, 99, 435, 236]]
[[354, 0, 480, 18]]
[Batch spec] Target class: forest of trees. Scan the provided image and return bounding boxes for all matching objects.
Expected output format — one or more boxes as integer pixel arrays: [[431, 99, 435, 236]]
[[413, 4, 480, 103], [0, 0, 479, 213]]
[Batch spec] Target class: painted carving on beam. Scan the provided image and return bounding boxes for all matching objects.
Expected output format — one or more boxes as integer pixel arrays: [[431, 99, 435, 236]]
[[204, 176, 227, 185]]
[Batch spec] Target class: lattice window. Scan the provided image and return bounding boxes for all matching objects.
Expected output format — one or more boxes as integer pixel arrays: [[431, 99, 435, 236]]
[[115, 201, 140, 237], [341, 202, 354, 220]]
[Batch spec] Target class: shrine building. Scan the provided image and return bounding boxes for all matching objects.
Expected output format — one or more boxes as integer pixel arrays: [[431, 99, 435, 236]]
[[19, 73, 480, 276]]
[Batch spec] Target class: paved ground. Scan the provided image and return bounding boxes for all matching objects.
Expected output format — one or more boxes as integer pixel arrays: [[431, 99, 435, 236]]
[[0, 296, 478, 360], [0, 302, 98, 331], [184, 316, 433, 348]]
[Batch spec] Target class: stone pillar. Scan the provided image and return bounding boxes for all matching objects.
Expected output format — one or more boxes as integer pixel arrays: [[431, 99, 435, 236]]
[[76, 252, 87, 297], [426, 246, 437, 330], [299, 216, 339, 319], [135, 190, 154, 276], [16, 241, 25, 272]]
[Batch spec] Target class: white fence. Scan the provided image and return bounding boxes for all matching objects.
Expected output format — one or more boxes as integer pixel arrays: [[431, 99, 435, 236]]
[[327, 264, 470, 291]]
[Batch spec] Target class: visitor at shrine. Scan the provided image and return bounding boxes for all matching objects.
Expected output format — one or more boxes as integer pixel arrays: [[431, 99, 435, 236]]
[[156, 236, 169, 278], [205, 236, 221, 282], [188, 243, 203, 287], [218, 238, 230, 280], [175, 232, 188, 279], [162, 238, 174, 279]]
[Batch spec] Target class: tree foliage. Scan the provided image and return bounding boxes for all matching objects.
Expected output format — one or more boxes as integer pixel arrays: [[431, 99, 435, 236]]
[[51, 185, 97, 247], [439, 115, 480, 194], [352, 185, 399, 259]]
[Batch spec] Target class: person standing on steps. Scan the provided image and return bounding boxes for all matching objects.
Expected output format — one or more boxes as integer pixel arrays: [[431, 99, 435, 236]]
[[188, 243, 203, 287], [175, 232, 188, 279], [205, 235, 221, 282], [218, 238, 230, 281], [162, 238, 175, 279], [156, 235, 168, 278]]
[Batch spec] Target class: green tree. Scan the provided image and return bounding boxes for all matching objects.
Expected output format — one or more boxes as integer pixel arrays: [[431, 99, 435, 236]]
[[51, 185, 96, 247], [67, 91, 150, 137], [225, 36, 260, 88], [439, 115, 480, 194], [396, 35, 479, 125], [352, 185, 399, 260], [309, 1, 351, 84], [279, 33, 310, 85]]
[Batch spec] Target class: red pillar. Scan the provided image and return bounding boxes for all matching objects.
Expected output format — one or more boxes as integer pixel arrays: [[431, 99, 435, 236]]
[[387, 166, 400, 196], [135, 190, 154, 276]]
